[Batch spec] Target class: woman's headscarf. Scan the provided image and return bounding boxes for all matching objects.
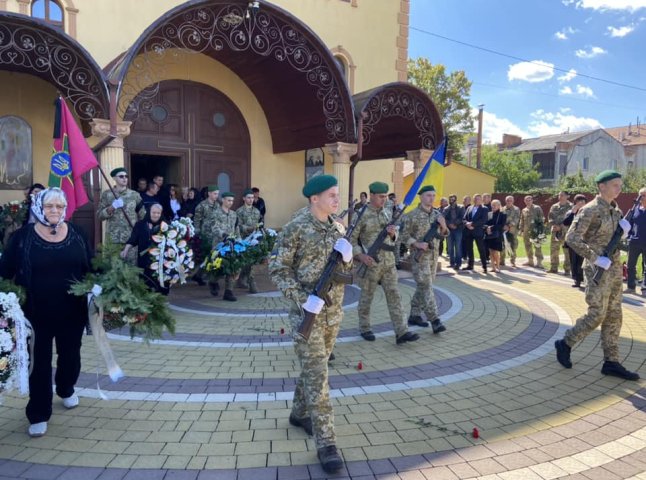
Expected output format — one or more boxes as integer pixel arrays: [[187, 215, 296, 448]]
[[145, 203, 164, 230], [30, 187, 67, 232]]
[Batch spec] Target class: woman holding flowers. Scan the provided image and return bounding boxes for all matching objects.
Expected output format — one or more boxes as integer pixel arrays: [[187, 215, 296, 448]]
[[0, 188, 93, 437]]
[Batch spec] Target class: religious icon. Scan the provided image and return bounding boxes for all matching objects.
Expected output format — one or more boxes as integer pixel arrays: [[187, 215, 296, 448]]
[[0, 116, 32, 190], [305, 147, 324, 182]]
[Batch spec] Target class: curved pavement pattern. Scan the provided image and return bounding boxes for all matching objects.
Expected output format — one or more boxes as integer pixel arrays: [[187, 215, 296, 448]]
[[0, 268, 644, 480]]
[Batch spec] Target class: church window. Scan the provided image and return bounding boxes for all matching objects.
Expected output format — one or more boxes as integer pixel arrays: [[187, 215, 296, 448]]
[[31, 0, 64, 30]]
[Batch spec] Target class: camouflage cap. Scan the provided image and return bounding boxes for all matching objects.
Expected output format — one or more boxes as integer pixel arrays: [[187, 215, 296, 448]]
[[221, 192, 235, 198], [418, 185, 436, 195], [207, 185, 219, 192], [369, 181, 389, 194], [110, 167, 127, 177], [595, 169, 621, 184], [302, 174, 337, 198]]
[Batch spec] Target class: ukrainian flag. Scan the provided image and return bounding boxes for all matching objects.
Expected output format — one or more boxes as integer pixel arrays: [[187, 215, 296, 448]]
[[404, 137, 447, 212]]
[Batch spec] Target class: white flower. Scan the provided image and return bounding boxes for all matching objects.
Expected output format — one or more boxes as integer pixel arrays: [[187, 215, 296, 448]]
[[0, 329, 14, 352]]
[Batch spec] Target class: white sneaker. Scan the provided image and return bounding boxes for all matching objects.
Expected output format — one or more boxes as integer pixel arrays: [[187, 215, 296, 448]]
[[28, 422, 47, 437], [62, 394, 79, 409]]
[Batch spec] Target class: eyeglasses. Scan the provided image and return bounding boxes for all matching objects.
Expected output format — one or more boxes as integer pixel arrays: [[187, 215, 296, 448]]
[[116, 175, 128, 178], [43, 204, 66, 210]]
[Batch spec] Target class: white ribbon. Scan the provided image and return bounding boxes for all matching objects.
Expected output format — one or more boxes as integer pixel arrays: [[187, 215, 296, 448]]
[[156, 235, 167, 288], [88, 295, 124, 384], [13, 305, 32, 395]]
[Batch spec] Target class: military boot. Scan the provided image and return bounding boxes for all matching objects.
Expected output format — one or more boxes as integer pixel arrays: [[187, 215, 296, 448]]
[[554, 339, 572, 368], [248, 279, 258, 294], [431, 318, 446, 334], [236, 277, 248, 289], [601, 361, 640, 380], [223, 289, 237, 302], [408, 315, 429, 327], [317, 445, 344, 473], [209, 282, 220, 297], [288, 413, 313, 435]]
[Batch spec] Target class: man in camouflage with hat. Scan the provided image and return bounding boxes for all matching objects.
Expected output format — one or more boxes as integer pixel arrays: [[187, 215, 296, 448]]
[[210, 192, 240, 301], [519, 195, 545, 269], [236, 188, 262, 293], [547, 191, 573, 274], [555, 170, 639, 380], [351, 182, 419, 344], [97, 167, 144, 263], [402, 185, 449, 333], [501, 195, 520, 267], [193, 185, 220, 288], [269, 174, 353, 474]]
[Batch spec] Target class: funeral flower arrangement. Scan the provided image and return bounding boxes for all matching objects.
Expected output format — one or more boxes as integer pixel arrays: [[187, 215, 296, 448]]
[[243, 227, 278, 265], [0, 280, 31, 399], [0, 201, 28, 228], [202, 237, 252, 280], [529, 217, 547, 247], [70, 244, 175, 341], [148, 217, 196, 288]]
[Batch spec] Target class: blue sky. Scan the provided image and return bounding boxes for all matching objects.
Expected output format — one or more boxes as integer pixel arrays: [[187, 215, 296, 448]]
[[409, 0, 646, 143]]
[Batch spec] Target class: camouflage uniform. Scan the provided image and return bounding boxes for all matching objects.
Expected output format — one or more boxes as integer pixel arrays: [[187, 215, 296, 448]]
[[211, 207, 240, 291], [97, 188, 144, 263], [350, 204, 407, 337], [193, 199, 220, 253], [500, 205, 520, 265], [563, 196, 623, 361], [548, 201, 573, 273], [401, 205, 442, 321], [269, 209, 350, 449], [384, 199, 402, 265], [236, 204, 262, 289], [519, 204, 545, 267]]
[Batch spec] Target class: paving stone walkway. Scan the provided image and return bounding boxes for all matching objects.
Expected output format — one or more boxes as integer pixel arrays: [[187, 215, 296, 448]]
[[0, 259, 644, 479]]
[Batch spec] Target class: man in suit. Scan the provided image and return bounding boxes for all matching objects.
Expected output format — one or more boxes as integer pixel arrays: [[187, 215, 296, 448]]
[[462, 193, 488, 273]]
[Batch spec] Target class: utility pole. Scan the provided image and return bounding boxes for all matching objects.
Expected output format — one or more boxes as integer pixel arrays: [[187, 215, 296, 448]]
[[476, 104, 484, 169]]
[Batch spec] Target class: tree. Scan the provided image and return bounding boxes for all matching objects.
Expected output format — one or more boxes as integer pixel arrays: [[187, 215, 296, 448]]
[[480, 145, 541, 192], [408, 58, 474, 161]]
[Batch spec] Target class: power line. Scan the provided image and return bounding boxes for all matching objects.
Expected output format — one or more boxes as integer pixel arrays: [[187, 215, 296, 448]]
[[410, 26, 646, 93]]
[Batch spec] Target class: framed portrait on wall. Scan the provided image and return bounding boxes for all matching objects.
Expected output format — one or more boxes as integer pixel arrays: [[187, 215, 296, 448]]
[[305, 147, 324, 182], [0, 116, 32, 190]]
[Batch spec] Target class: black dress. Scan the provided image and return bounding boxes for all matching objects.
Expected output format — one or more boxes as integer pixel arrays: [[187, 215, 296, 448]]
[[0, 223, 92, 424], [126, 220, 169, 295], [485, 211, 507, 252]]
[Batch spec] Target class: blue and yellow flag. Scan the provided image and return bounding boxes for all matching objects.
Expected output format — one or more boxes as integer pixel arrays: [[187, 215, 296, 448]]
[[404, 137, 447, 212]]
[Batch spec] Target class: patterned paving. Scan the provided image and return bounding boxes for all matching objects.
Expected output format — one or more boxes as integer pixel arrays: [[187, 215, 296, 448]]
[[0, 261, 644, 479]]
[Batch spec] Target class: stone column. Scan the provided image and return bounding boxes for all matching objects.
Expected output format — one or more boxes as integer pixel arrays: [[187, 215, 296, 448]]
[[392, 159, 404, 201], [406, 149, 434, 178], [90, 118, 132, 185], [325, 142, 358, 217]]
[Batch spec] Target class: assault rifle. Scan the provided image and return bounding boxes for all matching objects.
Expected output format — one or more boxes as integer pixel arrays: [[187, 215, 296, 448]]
[[591, 194, 642, 286], [334, 200, 357, 221], [356, 205, 406, 278], [297, 204, 368, 341], [413, 218, 443, 262]]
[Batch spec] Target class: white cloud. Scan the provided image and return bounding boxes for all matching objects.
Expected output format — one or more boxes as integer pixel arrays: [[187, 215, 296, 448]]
[[555, 26, 577, 40], [560, 86, 574, 95], [555, 31, 568, 40], [572, 0, 646, 11], [575, 46, 607, 58], [507, 61, 555, 83], [528, 109, 603, 136], [607, 24, 635, 36], [472, 108, 529, 144], [558, 68, 577, 82], [559, 84, 595, 98]]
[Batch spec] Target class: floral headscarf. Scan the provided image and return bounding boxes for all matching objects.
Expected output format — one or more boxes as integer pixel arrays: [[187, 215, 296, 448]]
[[30, 187, 67, 231]]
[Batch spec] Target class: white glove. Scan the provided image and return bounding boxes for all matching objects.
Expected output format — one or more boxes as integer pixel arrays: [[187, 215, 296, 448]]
[[302, 294, 325, 314], [112, 198, 124, 209], [334, 238, 353, 263], [593, 256, 612, 270], [619, 219, 631, 238], [91, 284, 103, 297]]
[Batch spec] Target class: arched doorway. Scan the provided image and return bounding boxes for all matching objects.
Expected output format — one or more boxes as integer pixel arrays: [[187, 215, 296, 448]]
[[125, 80, 250, 193]]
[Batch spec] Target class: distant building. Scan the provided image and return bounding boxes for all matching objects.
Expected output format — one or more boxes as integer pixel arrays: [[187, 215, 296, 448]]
[[604, 124, 646, 171]]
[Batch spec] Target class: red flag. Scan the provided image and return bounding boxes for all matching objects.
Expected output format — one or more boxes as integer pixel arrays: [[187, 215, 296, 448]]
[[49, 96, 98, 218]]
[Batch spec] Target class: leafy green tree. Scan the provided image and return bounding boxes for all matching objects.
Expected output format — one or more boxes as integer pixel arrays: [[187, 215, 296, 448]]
[[480, 145, 541, 192], [408, 58, 473, 161]]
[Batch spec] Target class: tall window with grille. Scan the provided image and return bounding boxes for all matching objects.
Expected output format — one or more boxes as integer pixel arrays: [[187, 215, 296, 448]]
[[31, 0, 64, 31]]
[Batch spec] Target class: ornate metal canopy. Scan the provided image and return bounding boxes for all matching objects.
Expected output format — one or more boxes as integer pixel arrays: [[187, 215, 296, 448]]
[[353, 82, 444, 160], [107, 0, 356, 153], [0, 12, 109, 122]]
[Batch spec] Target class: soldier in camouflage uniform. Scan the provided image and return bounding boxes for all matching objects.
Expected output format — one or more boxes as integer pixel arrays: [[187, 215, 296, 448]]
[[501, 195, 520, 267], [401, 185, 449, 333], [519, 195, 545, 268], [97, 167, 144, 264], [269, 175, 352, 473], [236, 189, 262, 293], [210, 192, 240, 301], [351, 182, 419, 344], [193, 185, 220, 287], [548, 191, 573, 274], [555, 170, 639, 380]]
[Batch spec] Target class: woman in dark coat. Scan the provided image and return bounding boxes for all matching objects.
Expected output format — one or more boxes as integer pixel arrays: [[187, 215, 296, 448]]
[[485, 199, 507, 273], [180, 187, 200, 219], [0, 188, 93, 437]]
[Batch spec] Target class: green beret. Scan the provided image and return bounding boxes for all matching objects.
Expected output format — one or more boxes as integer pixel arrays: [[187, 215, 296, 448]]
[[418, 185, 436, 195], [595, 169, 622, 184], [302, 174, 338, 198], [369, 181, 389, 194], [221, 192, 235, 198], [110, 167, 127, 177], [207, 185, 219, 192], [243, 188, 254, 196]]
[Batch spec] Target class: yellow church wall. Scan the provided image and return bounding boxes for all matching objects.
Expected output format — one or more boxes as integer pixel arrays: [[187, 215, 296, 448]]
[[0, 72, 57, 205]]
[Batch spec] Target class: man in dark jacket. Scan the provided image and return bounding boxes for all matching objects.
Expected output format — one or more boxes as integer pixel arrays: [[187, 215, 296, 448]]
[[462, 193, 488, 273]]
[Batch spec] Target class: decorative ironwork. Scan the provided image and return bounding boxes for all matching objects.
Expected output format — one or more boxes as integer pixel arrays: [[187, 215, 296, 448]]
[[118, 3, 352, 142], [0, 15, 108, 121], [361, 89, 439, 149]]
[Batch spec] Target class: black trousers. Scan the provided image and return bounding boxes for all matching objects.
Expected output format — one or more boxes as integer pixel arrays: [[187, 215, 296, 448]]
[[627, 242, 646, 289], [464, 231, 487, 269], [567, 246, 584, 284], [27, 318, 85, 424]]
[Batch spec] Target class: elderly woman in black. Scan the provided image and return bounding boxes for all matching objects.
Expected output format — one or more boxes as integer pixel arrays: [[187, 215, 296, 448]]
[[0, 188, 94, 437], [485, 199, 507, 273]]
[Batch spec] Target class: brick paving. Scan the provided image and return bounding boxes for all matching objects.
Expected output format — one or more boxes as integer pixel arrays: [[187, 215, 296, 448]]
[[0, 260, 644, 479]]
